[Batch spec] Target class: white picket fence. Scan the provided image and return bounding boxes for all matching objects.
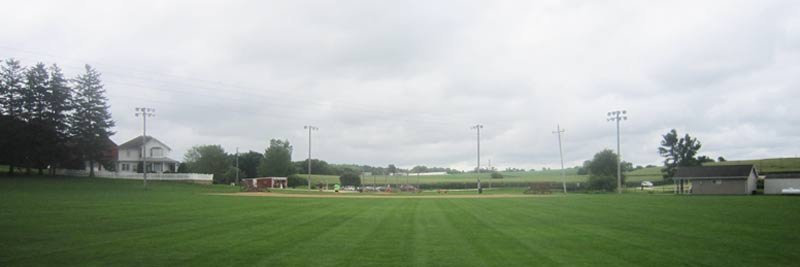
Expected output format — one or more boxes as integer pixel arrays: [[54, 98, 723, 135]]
[[55, 169, 213, 183]]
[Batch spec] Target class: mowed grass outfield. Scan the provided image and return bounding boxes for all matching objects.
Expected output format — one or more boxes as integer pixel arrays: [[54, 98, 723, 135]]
[[1, 178, 800, 267]]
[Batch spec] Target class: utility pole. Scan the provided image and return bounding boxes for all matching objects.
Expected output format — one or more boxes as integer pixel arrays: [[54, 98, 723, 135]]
[[135, 107, 155, 189], [235, 147, 239, 185], [471, 124, 483, 194], [607, 110, 628, 194], [304, 125, 318, 190], [553, 124, 567, 194]]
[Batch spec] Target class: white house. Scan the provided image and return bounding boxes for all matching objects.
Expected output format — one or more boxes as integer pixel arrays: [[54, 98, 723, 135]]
[[117, 135, 179, 173]]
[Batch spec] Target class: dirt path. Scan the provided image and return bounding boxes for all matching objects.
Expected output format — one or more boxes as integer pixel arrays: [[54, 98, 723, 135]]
[[209, 192, 555, 199]]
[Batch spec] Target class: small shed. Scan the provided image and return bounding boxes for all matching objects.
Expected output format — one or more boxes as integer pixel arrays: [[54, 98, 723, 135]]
[[764, 173, 800, 195], [673, 165, 758, 195], [241, 177, 288, 191]]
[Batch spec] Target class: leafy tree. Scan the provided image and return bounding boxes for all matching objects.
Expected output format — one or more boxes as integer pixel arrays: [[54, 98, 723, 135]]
[[411, 165, 428, 173], [184, 145, 230, 184], [339, 171, 362, 186], [490, 171, 504, 179], [621, 161, 634, 172], [698, 156, 715, 164], [587, 149, 623, 191], [286, 174, 308, 188], [258, 139, 294, 177], [236, 151, 263, 178], [576, 160, 591, 175], [717, 156, 726, 162], [294, 158, 334, 175], [387, 164, 397, 174], [68, 65, 115, 177], [658, 129, 703, 179]]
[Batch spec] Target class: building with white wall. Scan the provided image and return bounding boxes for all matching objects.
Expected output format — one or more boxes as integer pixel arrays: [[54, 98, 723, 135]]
[[116, 135, 179, 173]]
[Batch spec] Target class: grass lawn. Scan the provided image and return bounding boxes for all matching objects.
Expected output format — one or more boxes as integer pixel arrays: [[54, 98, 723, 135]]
[[1, 177, 799, 266]]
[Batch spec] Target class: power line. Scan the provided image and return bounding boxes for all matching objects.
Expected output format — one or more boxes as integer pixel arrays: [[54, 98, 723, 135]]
[[552, 124, 567, 194], [135, 107, 155, 189]]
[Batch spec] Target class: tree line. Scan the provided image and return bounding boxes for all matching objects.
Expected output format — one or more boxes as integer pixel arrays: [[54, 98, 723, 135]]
[[179, 139, 475, 185], [0, 59, 115, 177]]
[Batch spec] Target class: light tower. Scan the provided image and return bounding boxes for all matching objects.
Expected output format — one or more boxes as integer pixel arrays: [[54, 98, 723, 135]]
[[304, 125, 318, 190], [607, 110, 627, 194], [135, 107, 155, 189]]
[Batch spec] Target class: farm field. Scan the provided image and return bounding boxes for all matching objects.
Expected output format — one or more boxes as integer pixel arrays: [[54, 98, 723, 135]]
[[705, 157, 800, 173], [1, 177, 799, 266]]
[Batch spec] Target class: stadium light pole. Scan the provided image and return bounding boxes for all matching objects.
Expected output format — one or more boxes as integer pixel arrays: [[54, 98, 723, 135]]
[[304, 125, 318, 190], [135, 107, 155, 189], [607, 110, 627, 194], [553, 124, 567, 194], [471, 124, 483, 194]]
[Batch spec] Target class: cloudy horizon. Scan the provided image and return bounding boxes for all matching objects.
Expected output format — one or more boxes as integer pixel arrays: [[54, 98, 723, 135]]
[[2, 0, 799, 171]]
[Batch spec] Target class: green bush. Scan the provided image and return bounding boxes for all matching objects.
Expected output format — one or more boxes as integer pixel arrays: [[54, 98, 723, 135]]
[[287, 174, 308, 188], [490, 171, 504, 179]]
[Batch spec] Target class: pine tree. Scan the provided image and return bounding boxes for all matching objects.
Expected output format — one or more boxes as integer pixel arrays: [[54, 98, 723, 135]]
[[22, 63, 51, 174], [0, 59, 27, 175], [44, 64, 73, 173], [69, 65, 115, 177]]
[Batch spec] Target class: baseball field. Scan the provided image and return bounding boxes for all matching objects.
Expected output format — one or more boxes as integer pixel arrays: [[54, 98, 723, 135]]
[[1, 177, 798, 266]]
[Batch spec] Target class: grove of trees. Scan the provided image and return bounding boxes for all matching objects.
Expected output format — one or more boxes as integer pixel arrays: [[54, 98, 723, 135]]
[[1, 59, 115, 176]]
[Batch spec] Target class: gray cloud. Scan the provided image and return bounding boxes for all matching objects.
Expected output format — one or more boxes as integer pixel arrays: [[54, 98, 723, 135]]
[[2, 0, 799, 170]]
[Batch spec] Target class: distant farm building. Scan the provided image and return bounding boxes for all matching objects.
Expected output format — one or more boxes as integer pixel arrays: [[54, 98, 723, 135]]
[[673, 165, 758, 195], [764, 173, 800, 195], [241, 177, 288, 191]]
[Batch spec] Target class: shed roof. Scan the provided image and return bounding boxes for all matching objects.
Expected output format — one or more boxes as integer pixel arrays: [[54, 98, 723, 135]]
[[674, 165, 756, 180]]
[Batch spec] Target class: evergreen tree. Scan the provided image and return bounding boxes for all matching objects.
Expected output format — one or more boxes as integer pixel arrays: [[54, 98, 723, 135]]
[[69, 65, 115, 177], [0, 59, 26, 175], [44, 64, 73, 173], [23, 63, 52, 174]]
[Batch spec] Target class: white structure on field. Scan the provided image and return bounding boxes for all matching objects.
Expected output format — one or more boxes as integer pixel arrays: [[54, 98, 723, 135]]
[[116, 135, 179, 173]]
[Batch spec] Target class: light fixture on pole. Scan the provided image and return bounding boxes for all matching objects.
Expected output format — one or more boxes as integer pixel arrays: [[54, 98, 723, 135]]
[[135, 107, 155, 189], [607, 110, 627, 194], [553, 124, 567, 194], [304, 125, 318, 190], [471, 124, 484, 194]]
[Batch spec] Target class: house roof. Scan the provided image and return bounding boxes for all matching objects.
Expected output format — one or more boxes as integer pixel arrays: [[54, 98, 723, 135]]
[[765, 173, 800, 179], [674, 165, 756, 180], [118, 135, 172, 150]]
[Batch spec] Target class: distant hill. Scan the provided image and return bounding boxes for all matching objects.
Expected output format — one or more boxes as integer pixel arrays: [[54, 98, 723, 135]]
[[704, 157, 800, 174]]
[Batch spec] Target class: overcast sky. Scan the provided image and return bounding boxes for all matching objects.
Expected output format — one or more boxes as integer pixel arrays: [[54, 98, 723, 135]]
[[2, 0, 799, 170]]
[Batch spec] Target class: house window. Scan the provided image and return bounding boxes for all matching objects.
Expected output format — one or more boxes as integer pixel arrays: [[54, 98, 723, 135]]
[[126, 150, 130, 157], [151, 147, 163, 157], [121, 164, 130, 171]]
